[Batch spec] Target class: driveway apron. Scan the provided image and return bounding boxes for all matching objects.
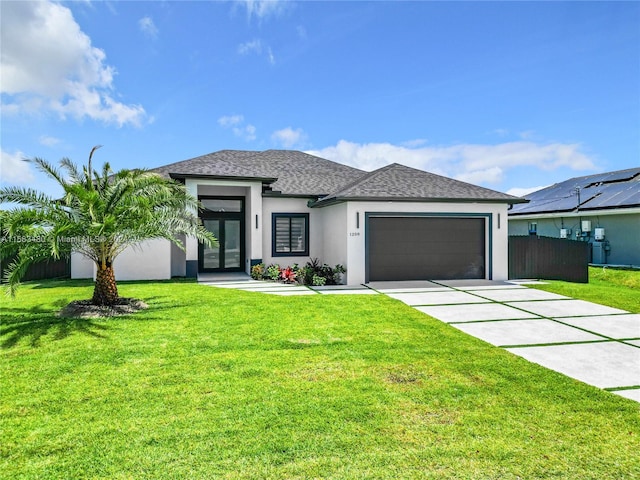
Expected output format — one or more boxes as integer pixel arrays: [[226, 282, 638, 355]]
[[370, 279, 640, 402]]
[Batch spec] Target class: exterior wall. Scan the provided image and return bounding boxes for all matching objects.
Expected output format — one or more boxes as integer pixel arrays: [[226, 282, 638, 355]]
[[332, 201, 510, 285], [113, 239, 172, 280], [71, 252, 94, 279], [71, 239, 172, 280], [509, 209, 640, 266], [68, 187, 512, 283], [320, 202, 348, 281], [261, 196, 321, 267]]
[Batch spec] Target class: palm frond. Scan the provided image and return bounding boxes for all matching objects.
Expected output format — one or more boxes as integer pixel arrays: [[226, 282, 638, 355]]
[[0, 186, 57, 211], [59, 158, 83, 185], [86, 145, 102, 189], [29, 157, 67, 187]]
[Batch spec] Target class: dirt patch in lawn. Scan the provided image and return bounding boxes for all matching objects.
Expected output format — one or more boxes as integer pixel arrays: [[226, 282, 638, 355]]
[[59, 298, 148, 318]]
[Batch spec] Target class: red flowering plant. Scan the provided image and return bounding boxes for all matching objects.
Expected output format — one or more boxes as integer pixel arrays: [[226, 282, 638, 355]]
[[280, 266, 297, 284]]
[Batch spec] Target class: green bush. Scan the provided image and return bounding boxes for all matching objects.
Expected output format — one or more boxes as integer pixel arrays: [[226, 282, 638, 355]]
[[312, 274, 326, 286], [252, 260, 345, 285], [250, 263, 265, 280], [298, 258, 345, 286], [265, 264, 282, 281]]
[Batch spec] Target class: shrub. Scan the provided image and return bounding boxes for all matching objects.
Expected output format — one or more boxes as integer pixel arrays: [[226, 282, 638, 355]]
[[250, 263, 265, 280], [298, 258, 346, 286], [281, 266, 297, 284], [252, 260, 345, 285], [265, 264, 282, 281], [312, 274, 326, 286]]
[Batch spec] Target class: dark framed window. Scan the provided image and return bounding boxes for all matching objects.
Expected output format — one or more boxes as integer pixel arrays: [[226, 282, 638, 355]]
[[272, 213, 309, 256]]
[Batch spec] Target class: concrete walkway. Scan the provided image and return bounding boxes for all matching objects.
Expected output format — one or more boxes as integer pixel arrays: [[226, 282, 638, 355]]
[[199, 274, 376, 296], [200, 276, 640, 402], [369, 279, 640, 402]]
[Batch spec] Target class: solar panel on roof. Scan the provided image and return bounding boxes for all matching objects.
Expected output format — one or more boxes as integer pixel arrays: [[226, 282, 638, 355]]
[[580, 182, 640, 209], [510, 167, 640, 214], [582, 169, 640, 187]]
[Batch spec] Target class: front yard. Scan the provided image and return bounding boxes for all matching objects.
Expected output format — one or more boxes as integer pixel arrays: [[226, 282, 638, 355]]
[[1, 276, 639, 479]]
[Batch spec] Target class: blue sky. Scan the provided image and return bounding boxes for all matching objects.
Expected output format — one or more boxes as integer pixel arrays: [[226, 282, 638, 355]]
[[2, 0, 639, 198]]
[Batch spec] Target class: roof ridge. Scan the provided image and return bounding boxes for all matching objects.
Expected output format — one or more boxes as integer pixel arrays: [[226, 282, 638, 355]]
[[316, 162, 522, 205], [321, 163, 397, 199], [151, 149, 259, 172]]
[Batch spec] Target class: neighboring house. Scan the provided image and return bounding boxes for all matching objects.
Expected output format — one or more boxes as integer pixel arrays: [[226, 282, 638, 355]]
[[72, 150, 524, 284], [508, 167, 640, 266]]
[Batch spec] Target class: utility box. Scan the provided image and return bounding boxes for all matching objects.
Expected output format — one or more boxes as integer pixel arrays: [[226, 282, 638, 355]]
[[592, 242, 607, 264], [594, 228, 605, 241], [581, 220, 592, 233], [560, 228, 569, 239]]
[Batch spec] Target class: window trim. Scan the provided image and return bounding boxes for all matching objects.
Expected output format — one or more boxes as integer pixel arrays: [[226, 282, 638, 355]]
[[272, 213, 310, 257]]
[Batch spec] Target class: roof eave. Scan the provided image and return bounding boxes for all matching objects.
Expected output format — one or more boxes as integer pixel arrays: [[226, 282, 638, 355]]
[[169, 173, 277, 183], [262, 192, 320, 199], [310, 196, 527, 208]]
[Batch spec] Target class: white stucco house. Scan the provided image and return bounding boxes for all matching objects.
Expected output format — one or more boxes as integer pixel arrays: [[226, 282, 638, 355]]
[[72, 150, 525, 285]]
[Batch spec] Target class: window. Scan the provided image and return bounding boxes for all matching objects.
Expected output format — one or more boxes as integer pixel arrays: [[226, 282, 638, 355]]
[[201, 198, 243, 212], [272, 213, 309, 256]]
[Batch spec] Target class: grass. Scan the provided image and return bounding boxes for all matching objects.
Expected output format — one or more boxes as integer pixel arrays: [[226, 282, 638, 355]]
[[530, 266, 640, 313], [1, 279, 639, 479]]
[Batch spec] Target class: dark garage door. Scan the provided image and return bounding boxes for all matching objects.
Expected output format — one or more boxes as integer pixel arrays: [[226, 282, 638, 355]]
[[368, 217, 486, 281]]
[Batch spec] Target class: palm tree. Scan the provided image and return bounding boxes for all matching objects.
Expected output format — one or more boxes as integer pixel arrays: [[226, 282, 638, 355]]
[[0, 147, 217, 305]]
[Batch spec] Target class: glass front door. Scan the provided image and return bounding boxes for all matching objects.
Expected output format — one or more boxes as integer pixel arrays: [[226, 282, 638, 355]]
[[199, 197, 245, 272], [223, 219, 241, 269], [202, 220, 221, 269]]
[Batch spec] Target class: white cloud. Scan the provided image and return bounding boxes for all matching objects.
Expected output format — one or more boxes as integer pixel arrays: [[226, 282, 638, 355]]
[[456, 167, 505, 185], [307, 140, 597, 185], [238, 39, 262, 55], [267, 47, 275, 65], [218, 114, 256, 141], [218, 114, 244, 127], [236, 0, 290, 21], [138, 16, 158, 39], [272, 127, 307, 149], [234, 124, 257, 141], [0, 150, 34, 185], [38, 135, 61, 147], [506, 185, 549, 197], [0, 0, 146, 127]]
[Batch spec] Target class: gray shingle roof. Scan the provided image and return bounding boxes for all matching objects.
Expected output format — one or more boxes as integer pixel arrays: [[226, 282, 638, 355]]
[[152, 149, 365, 197], [509, 167, 640, 215], [152, 150, 522, 204], [312, 163, 524, 206]]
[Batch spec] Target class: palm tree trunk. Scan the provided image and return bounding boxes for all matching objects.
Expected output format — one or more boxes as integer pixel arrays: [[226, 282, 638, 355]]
[[93, 263, 119, 305]]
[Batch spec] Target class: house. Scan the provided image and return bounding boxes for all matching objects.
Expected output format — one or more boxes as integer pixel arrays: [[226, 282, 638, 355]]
[[71, 150, 525, 284], [508, 167, 640, 266]]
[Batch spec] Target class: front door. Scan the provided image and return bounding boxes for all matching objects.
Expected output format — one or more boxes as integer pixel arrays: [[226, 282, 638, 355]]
[[199, 197, 245, 272]]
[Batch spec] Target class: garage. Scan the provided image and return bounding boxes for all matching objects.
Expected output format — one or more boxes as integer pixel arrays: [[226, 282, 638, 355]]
[[368, 216, 486, 281]]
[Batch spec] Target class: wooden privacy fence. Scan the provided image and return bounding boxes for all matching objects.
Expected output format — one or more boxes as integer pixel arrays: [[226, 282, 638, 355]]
[[1, 257, 70, 282], [508, 236, 589, 283]]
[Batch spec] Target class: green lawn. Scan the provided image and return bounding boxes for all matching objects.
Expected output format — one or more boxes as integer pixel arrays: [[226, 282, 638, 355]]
[[530, 266, 640, 313], [1, 279, 639, 479]]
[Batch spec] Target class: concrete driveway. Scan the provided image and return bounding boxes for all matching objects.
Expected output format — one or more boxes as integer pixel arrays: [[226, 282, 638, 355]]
[[368, 279, 640, 402]]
